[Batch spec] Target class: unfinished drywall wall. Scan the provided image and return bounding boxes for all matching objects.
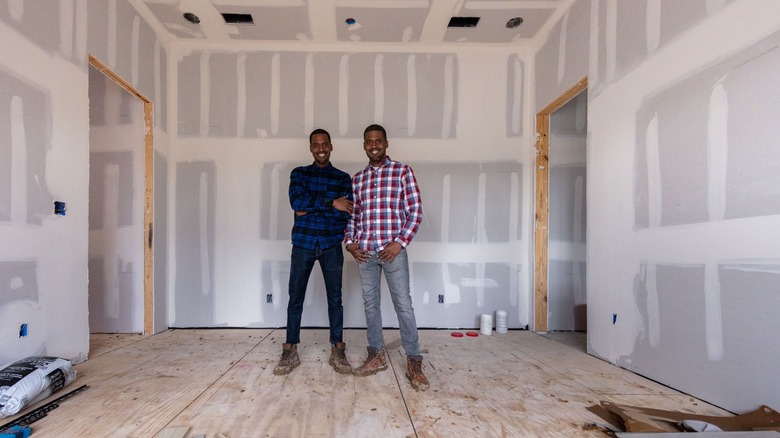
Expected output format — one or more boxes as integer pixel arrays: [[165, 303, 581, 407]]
[[168, 44, 534, 329], [0, 0, 169, 366], [538, 0, 780, 412], [0, 2, 90, 365], [88, 64, 146, 333]]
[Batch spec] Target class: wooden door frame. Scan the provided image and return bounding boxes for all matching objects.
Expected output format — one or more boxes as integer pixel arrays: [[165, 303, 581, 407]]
[[534, 76, 587, 332], [88, 55, 155, 335]]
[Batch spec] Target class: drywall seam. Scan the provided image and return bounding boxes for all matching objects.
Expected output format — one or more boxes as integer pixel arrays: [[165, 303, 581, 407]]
[[704, 262, 724, 360], [706, 0, 728, 15], [10, 96, 26, 224], [271, 53, 280, 135], [339, 53, 349, 135], [108, 0, 117, 68], [374, 54, 384, 123], [132, 16, 139, 86], [707, 79, 728, 222], [407, 54, 417, 136], [509, 171, 519, 241], [60, 0, 74, 59], [154, 41, 161, 125], [8, 0, 22, 21], [646, 112, 661, 227], [589, 0, 600, 88], [75, 0, 87, 62], [304, 53, 314, 131], [199, 52, 210, 137], [441, 54, 454, 139], [270, 164, 281, 240], [103, 164, 120, 319], [511, 57, 522, 135], [557, 9, 568, 84], [199, 172, 210, 296], [237, 53, 247, 136], [605, 0, 617, 83], [645, 263, 660, 347], [646, 0, 660, 54]]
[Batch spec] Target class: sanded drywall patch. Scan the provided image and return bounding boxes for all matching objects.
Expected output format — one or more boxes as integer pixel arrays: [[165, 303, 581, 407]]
[[0, 261, 38, 303], [413, 162, 522, 244], [591, 0, 737, 97], [506, 55, 524, 137], [87, 257, 136, 332], [89, 152, 134, 229], [0, 1, 60, 55], [411, 262, 519, 328], [177, 50, 457, 139], [635, 29, 780, 228], [628, 263, 780, 410], [622, 264, 708, 388], [175, 161, 216, 327], [534, 0, 589, 112], [0, 261, 44, 363], [0, 67, 52, 225]]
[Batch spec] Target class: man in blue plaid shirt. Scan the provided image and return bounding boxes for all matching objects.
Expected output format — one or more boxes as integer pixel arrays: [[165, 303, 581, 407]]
[[274, 128, 354, 376]]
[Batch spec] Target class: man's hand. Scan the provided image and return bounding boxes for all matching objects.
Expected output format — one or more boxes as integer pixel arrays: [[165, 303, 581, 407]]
[[332, 196, 354, 214], [346, 243, 369, 264], [295, 211, 307, 216], [378, 241, 402, 264]]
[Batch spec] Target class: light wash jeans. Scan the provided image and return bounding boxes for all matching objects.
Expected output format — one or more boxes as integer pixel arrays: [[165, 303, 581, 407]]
[[357, 248, 421, 358]]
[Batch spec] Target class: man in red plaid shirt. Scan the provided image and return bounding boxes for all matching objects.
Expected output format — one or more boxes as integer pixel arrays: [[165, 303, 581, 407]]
[[345, 124, 429, 391]]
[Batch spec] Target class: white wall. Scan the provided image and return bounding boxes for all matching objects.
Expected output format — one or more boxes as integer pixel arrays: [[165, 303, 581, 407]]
[[0, 5, 91, 365], [0, 1, 170, 365], [537, 0, 780, 412], [166, 43, 536, 330]]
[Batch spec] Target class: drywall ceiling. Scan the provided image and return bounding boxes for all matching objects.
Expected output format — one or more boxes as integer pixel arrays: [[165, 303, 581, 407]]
[[139, 0, 570, 46]]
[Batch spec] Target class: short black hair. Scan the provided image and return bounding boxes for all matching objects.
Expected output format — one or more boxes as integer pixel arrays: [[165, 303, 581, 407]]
[[363, 124, 387, 140], [309, 128, 331, 144]]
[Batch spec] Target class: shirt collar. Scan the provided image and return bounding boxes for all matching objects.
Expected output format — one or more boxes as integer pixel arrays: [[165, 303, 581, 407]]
[[311, 161, 333, 170], [368, 156, 391, 170]]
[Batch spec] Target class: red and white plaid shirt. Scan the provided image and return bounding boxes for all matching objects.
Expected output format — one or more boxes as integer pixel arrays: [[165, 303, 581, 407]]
[[345, 156, 423, 251]]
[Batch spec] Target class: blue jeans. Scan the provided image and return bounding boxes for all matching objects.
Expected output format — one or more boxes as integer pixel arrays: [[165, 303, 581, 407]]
[[286, 244, 344, 345], [357, 248, 421, 358]]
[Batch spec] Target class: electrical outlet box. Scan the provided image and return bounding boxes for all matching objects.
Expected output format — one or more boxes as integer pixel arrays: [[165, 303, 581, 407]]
[[438, 294, 444, 303], [266, 294, 273, 304]]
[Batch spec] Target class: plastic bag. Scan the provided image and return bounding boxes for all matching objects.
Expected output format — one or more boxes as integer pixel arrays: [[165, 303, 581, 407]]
[[0, 356, 77, 418]]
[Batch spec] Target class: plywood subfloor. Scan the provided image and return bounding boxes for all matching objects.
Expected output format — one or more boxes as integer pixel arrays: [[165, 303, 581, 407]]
[[3, 329, 732, 437]]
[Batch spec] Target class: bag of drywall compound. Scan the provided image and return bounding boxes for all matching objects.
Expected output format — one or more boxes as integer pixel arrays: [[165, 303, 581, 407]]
[[0, 356, 77, 418]]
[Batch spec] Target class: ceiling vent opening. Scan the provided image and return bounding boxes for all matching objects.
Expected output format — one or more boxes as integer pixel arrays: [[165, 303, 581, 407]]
[[222, 13, 254, 25], [448, 17, 480, 28]]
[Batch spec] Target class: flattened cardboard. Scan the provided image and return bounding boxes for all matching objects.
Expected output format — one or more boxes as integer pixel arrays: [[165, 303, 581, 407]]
[[587, 400, 780, 433]]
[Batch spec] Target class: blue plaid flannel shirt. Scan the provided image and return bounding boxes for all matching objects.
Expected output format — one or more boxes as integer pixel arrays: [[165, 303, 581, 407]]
[[289, 162, 352, 250]]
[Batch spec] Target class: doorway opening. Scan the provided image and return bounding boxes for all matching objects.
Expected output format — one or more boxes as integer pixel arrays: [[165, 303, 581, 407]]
[[87, 55, 154, 335], [534, 77, 587, 340]]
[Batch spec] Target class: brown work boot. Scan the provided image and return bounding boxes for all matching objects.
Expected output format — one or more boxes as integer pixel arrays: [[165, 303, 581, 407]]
[[406, 356, 429, 391], [273, 343, 300, 375], [329, 342, 353, 374], [352, 348, 388, 376]]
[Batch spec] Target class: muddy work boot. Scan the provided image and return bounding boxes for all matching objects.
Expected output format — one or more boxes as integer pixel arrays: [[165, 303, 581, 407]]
[[273, 343, 300, 375], [352, 347, 388, 376], [406, 356, 429, 391], [329, 342, 353, 374]]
